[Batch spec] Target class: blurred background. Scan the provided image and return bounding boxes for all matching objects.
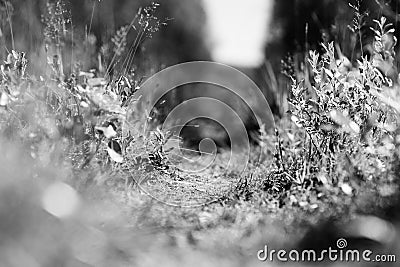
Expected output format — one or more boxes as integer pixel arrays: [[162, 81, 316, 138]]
[[1, 0, 343, 73], [2, 0, 395, 125], [3, 0, 398, 69]]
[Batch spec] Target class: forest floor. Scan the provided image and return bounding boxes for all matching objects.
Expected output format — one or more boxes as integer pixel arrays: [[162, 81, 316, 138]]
[[66, 148, 400, 267]]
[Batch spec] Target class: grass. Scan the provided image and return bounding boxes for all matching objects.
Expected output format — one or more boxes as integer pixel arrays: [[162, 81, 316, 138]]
[[0, 1, 400, 266]]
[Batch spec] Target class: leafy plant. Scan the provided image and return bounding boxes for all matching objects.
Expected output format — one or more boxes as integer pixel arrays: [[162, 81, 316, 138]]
[[269, 9, 400, 196]]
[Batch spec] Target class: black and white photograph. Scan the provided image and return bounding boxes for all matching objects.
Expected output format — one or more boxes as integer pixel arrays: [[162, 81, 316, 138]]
[[0, 0, 399, 266]]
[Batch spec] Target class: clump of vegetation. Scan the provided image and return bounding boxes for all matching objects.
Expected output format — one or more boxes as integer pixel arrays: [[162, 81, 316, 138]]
[[262, 3, 400, 212]]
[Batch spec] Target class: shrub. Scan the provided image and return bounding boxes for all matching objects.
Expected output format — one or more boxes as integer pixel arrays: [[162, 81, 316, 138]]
[[268, 8, 400, 196]]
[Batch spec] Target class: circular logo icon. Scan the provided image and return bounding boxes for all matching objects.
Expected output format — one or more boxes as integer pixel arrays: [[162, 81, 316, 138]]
[[126, 61, 275, 207], [336, 238, 348, 249]]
